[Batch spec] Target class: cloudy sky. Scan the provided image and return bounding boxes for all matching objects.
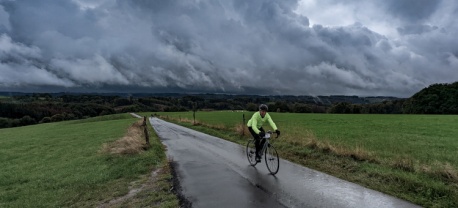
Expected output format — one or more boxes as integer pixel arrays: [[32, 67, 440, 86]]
[[0, 0, 457, 97]]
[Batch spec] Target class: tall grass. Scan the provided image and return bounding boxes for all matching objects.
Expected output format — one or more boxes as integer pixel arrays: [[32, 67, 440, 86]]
[[153, 112, 458, 170], [100, 120, 148, 155], [147, 111, 458, 207]]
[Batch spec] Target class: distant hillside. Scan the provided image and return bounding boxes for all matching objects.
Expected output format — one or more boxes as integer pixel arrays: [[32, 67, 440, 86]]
[[12, 85, 458, 129], [0, 91, 400, 105], [403, 82, 458, 114]]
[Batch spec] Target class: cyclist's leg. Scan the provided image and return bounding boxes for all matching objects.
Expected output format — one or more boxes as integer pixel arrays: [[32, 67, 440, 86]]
[[248, 127, 262, 160], [258, 127, 266, 152]]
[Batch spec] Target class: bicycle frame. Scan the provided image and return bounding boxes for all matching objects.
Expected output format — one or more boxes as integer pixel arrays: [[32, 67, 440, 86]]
[[258, 132, 273, 157], [246, 130, 280, 174]]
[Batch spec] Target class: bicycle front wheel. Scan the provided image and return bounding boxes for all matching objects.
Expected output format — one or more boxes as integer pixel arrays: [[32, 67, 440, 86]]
[[246, 139, 257, 166], [265, 143, 279, 174]]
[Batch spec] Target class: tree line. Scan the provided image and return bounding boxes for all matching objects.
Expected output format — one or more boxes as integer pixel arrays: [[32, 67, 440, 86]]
[[0, 81, 456, 129]]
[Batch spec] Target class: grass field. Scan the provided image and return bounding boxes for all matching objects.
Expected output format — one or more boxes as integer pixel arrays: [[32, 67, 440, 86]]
[[0, 113, 178, 207], [145, 111, 458, 207]]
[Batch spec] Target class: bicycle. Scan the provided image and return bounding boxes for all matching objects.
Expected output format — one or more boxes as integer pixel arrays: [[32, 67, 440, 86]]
[[246, 130, 280, 175]]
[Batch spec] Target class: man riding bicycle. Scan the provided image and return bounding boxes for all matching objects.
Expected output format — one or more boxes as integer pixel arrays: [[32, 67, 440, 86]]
[[247, 104, 280, 162]]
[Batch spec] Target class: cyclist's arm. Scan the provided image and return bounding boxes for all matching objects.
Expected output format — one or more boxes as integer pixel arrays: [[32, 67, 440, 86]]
[[267, 114, 278, 131]]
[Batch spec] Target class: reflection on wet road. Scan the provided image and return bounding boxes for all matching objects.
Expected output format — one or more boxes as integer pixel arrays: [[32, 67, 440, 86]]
[[150, 117, 420, 208]]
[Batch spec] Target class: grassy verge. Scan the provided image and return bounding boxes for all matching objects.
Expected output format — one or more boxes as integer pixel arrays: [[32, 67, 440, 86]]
[[0, 113, 178, 207], [144, 111, 458, 208]]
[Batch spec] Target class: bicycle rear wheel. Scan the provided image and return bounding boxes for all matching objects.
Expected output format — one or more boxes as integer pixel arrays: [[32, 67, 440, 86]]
[[265, 144, 279, 174], [246, 139, 257, 166]]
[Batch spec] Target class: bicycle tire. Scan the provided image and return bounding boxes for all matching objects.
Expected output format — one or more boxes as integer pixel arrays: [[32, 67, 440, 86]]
[[265, 143, 279, 174], [246, 139, 257, 166]]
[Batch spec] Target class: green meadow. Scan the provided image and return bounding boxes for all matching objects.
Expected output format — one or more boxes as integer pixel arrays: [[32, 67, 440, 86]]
[[0, 114, 178, 208], [146, 111, 458, 207]]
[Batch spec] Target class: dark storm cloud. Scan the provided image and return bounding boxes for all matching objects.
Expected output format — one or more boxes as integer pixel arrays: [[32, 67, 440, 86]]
[[0, 0, 457, 96], [397, 24, 438, 35], [383, 0, 441, 23]]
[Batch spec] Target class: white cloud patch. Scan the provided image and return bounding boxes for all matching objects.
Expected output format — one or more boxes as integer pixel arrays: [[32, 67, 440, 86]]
[[50, 55, 129, 86], [0, 34, 40, 58], [0, 63, 74, 87]]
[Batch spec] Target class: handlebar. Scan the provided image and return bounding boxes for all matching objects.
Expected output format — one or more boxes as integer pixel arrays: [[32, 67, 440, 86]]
[[266, 130, 280, 139]]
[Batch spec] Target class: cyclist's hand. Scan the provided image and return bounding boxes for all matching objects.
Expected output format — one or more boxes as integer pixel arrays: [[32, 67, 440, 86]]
[[275, 129, 280, 136], [259, 131, 265, 138]]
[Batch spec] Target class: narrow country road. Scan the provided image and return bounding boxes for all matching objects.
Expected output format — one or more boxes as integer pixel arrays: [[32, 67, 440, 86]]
[[149, 117, 420, 208]]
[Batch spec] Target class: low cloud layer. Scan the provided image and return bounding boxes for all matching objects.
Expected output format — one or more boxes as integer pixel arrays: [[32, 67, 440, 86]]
[[1, 0, 457, 97]]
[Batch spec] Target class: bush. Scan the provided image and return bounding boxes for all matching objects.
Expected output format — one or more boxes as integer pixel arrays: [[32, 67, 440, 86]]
[[9, 119, 20, 127], [0, 117, 10, 128], [51, 114, 65, 122], [293, 103, 312, 113], [40, 117, 52, 123], [99, 110, 114, 116], [19, 116, 37, 126], [65, 113, 76, 120], [246, 103, 257, 111]]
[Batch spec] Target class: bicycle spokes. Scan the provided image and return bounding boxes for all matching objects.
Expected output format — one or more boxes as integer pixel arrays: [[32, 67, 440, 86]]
[[246, 140, 257, 166], [265, 145, 279, 174], [247, 138, 280, 174]]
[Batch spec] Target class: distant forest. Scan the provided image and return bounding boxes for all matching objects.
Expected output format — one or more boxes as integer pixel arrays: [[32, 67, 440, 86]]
[[0, 81, 457, 128]]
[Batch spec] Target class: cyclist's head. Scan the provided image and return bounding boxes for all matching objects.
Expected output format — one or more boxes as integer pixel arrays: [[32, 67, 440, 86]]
[[259, 104, 268, 112]]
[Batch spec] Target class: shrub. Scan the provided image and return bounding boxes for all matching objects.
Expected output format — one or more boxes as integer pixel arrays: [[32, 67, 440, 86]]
[[40, 117, 52, 123], [0, 117, 10, 128], [19, 116, 37, 126], [51, 114, 65, 122]]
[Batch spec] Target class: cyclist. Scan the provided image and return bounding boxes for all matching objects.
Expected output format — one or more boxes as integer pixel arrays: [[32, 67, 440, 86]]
[[247, 104, 280, 162]]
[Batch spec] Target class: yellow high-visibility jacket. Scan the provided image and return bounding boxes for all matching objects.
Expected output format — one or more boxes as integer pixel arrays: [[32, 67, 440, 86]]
[[247, 111, 277, 134]]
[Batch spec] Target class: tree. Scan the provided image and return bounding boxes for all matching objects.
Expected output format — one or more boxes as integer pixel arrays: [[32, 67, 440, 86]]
[[114, 98, 133, 106], [350, 104, 362, 114], [246, 103, 258, 111], [328, 102, 352, 113], [403, 82, 458, 114], [51, 114, 65, 122], [40, 117, 52, 123], [273, 101, 289, 112], [293, 103, 312, 113], [19, 116, 36, 126], [0, 118, 9, 128]]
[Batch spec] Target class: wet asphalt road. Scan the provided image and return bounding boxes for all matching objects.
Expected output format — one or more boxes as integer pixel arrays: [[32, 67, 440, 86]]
[[149, 117, 421, 208]]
